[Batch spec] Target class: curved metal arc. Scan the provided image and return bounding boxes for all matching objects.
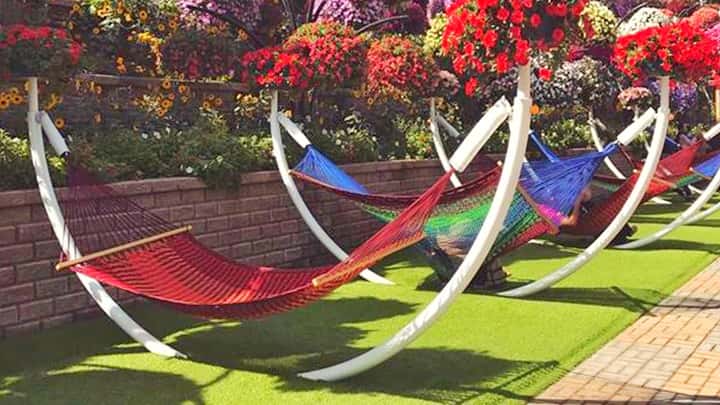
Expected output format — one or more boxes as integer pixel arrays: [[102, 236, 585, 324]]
[[687, 199, 720, 224], [430, 99, 462, 188], [27, 79, 183, 358], [616, 123, 720, 248], [589, 110, 627, 180], [269, 91, 393, 285], [298, 64, 534, 382], [590, 110, 673, 205], [500, 77, 672, 298], [616, 165, 720, 249]]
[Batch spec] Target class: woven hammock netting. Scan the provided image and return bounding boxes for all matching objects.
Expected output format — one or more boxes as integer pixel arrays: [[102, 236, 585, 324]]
[[59, 165, 452, 319], [293, 145, 615, 261], [562, 141, 706, 236]]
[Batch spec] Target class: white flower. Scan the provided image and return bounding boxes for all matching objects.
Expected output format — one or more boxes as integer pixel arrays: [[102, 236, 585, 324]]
[[185, 166, 194, 174], [141, 133, 149, 139]]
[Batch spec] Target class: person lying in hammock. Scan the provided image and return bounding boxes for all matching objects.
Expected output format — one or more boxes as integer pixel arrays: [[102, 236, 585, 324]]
[[558, 186, 637, 244]]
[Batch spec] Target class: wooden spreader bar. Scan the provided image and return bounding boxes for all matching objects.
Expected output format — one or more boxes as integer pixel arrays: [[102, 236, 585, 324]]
[[55, 225, 192, 271]]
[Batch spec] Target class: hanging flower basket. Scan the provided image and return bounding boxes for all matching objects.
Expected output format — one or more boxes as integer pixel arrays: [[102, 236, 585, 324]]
[[240, 21, 366, 91], [0, 25, 83, 80], [440, 0, 589, 96], [612, 20, 720, 82], [363, 35, 444, 104]]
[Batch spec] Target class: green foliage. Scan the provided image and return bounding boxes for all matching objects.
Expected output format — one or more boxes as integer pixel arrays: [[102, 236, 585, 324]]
[[307, 113, 380, 164], [539, 118, 592, 151], [69, 111, 273, 189], [0, 129, 65, 190], [401, 117, 436, 160], [423, 14, 448, 60]]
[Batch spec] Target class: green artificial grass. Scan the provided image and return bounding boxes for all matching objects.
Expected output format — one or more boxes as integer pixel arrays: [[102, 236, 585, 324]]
[[2, 195, 720, 404]]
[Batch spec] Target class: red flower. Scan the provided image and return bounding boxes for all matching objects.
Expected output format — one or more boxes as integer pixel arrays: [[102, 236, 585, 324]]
[[465, 77, 479, 96], [538, 67, 553, 81], [530, 13, 542, 27], [496, 53, 509, 73], [441, 0, 587, 98], [482, 30, 499, 49], [612, 21, 720, 82]]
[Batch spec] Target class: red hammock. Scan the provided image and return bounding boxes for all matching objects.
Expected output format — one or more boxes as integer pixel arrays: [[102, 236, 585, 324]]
[[562, 141, 704, 236], [60, 166, 452, 319]]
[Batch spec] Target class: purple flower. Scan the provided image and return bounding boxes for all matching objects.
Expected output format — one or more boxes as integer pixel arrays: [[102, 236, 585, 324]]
[[612, 0, 643, 18], [313, 0, 389, 26], [179, 0, 263, 30], [426, 0, 453, 19], [647, 79, 698, 114]]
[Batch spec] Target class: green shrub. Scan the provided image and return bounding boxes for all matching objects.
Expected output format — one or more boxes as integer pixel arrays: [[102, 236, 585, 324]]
[[540, 119, 592, 151], [0, 129, 65, 191], [70, 112, 274, 189]]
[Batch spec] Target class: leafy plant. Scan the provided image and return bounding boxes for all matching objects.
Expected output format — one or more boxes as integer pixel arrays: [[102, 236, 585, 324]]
[[0, 129, 66, 190]]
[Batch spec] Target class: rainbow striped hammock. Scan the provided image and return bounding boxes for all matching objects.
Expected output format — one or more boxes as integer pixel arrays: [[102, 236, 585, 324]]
[[291, 141, 619, 266]]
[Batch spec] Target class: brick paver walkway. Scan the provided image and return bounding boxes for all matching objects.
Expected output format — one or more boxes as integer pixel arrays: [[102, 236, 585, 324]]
[[531, 259, 720, 404]]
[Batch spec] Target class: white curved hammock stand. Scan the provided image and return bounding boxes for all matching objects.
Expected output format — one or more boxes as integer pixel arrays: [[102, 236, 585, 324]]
[[589, 110, 673, 205], [27, 78, 185, 358], [269, 92, 511, 285], [616, 121, 720, 249], [500, 76, 672, 298], [298, 64, 534, 381], [430, 98, 463, 187], [269, 91, 392, 285]]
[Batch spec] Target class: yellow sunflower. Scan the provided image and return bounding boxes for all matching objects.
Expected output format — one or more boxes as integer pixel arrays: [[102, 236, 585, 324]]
[[202, 101, 212, 109], [0, 99, 10, 110], [11, 95, 23, 105], [138, 10, 148, 21], [54, 118, 65, 129], [161, 99, 173, 109], [161, 79, 172, 90], [9, 87, 20, 95], [157, 23, 166, 32], [178, 84, 188, 94], [213, 97, 223, 107]]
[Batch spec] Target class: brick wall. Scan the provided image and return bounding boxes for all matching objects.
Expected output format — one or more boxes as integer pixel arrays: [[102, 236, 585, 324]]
[[0, 150, 631, 338], [0, 159, 448, 338]]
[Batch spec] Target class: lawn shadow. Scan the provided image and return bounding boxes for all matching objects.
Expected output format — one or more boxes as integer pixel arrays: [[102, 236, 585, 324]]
[[0, 364, 204, 405], [612, 238, 720, 254], [162, 293, 563, 404], [499, 285, 662, 315], [0, 296, 418, 404], [177, 319, 560, 405]]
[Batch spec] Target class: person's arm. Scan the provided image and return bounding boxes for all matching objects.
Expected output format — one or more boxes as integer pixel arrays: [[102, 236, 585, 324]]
[[560, 188, 591, 227]]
